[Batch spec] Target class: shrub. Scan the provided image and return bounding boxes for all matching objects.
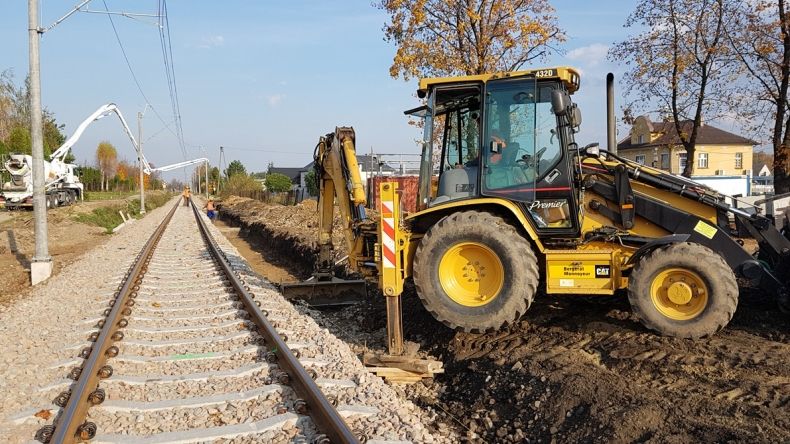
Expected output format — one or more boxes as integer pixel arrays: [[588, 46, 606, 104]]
[[264, 172, 293, 192], [221, 174, 263, 197]]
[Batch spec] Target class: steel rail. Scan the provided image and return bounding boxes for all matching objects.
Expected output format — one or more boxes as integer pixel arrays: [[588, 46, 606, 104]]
[[188, 198, 359, 444], [41, 199, 181, 444]]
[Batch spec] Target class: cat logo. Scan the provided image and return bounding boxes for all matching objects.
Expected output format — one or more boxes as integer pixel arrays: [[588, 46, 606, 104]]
[[595, 265, 611, 278]]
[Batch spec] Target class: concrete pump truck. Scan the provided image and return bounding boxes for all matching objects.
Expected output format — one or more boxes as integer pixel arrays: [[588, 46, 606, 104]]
[[283, 67, 790, 358]]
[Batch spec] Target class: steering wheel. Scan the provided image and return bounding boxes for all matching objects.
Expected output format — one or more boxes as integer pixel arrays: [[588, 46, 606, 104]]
[[516, 146, 547, 166]]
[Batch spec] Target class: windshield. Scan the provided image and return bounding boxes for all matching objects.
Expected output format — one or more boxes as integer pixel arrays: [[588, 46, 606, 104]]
[[482, 79, 562, 201]]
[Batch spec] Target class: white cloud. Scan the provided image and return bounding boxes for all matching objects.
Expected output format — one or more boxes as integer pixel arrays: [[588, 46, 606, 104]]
[[267, 94, 286, 107], [197, 35, 224, 49], [566, 43, 610, 67]]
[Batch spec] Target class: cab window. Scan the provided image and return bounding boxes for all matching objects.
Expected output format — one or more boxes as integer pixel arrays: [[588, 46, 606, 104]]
[[425, 85, 482, 205], [482, 80, 562, 202]]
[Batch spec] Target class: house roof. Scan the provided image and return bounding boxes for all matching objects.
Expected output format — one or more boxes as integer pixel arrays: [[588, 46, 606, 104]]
[[754, 161, 771, 173], [301, 155, 397, 173], [268, 167, 303, 183], [618, 119, 757, 151]]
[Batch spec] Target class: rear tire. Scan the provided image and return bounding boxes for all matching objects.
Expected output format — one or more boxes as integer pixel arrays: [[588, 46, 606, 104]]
[[628, 242, 738, 339], [413, 210, 539, 333]]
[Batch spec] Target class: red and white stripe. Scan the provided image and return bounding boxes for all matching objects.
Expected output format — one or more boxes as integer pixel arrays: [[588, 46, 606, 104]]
[[381, 200, 396, 269]]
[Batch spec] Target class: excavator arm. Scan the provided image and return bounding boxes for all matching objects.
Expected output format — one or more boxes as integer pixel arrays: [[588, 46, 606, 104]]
[[313, 128, 368, 276], [280, 127, 373, 305], [579, 146, 790, 305]]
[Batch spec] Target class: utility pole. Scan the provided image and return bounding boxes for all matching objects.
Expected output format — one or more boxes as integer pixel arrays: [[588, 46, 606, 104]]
[[218, 146, 224, 193], [204, 160, 209, 199], [137, 110, 146, 214], [29, 0, 52, 285]]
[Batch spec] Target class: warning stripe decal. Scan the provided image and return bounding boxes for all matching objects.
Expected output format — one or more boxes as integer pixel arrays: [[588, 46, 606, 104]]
[[381, 200, 396, 269]]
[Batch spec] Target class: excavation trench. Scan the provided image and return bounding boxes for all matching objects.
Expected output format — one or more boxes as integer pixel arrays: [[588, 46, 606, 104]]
[[214, 215, 310, 284]]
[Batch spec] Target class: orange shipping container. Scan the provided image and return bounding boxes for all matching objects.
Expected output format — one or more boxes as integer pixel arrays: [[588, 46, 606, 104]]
[[368, 176, 419, 214]]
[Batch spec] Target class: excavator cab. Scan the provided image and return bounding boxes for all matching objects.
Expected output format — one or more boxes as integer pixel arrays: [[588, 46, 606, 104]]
[[414, 69, 583, 237]]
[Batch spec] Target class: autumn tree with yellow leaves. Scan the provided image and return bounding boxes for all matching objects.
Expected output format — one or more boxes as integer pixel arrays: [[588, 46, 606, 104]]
[[95, 141, 118, 191], [378, 0, 565, 79]]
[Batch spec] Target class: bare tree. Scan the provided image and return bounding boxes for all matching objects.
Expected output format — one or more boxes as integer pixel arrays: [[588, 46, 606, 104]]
[[610, 0, 737, 177], [726, 0, 790, 193]]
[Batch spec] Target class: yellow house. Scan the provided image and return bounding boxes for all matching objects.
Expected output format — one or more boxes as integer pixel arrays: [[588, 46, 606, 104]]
[[617, 116, 755, 176]]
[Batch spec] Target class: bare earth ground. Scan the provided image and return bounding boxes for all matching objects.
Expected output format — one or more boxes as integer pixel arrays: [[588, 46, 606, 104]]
[[0, 204, 103, 305], [0, 197, 144, 305], [219, 196, 790, 444]]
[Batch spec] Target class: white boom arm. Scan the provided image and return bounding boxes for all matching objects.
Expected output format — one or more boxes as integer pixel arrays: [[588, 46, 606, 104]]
[[151, 158, 208, 172], [49, 103, 153, 174]]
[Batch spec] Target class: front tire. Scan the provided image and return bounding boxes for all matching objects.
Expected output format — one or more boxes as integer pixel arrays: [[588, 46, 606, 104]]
[[628, 242, 738, 339], [413, 211, 539, 333]]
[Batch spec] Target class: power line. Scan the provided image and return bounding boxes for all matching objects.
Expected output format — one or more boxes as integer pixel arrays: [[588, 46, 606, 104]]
[[157, 0, 187, 160], [221, 146, 313, 154], [100, 0, 178, 146], [143, 119, 176, 143]]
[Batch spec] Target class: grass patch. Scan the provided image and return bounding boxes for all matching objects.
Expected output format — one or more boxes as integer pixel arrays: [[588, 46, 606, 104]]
[[75, 192, 174, 233], [84, 191, 137, 201]]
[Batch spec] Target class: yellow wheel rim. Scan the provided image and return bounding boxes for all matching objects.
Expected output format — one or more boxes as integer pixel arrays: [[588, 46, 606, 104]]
[[438, 242, 504, 307], [650, 268, 709, 320]]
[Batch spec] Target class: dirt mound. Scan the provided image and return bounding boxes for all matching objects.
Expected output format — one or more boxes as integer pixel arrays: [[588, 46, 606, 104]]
[[219, 195, 790, 443]]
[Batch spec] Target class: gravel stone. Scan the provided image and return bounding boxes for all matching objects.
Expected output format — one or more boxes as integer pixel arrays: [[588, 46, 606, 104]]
[[0, 199, 453, 443]]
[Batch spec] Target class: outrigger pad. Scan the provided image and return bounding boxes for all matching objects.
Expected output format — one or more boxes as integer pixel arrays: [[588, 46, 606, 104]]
[[279, 277, 367, 306]]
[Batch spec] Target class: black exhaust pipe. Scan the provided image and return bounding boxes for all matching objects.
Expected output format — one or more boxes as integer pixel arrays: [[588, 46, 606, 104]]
[[606, 73, 616, 154]]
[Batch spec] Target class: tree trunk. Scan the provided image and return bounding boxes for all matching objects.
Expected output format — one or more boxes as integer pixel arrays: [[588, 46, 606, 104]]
[[775, 114, 790, 194], [773, 0, 790, 195]]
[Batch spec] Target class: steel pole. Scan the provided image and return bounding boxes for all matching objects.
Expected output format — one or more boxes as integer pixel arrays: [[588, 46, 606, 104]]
[[29, 0, 52, 285], [138, 111, 146, 214], [205, 160, 209, 199], [606, 73, 616, 155]]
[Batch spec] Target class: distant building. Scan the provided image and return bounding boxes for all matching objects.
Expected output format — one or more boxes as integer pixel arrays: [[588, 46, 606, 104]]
[[618, 115, 757, 197], [754, 161, 772, 177], [267, 154, 399, 199], [751, 161, 774, 195]]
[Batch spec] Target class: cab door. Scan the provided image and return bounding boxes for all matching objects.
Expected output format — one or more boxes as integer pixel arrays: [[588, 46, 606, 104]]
[[480, 77, 580, 236]]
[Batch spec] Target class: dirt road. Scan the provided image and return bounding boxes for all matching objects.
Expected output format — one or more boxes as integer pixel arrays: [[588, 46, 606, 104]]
[[220, 196, 789, 443]]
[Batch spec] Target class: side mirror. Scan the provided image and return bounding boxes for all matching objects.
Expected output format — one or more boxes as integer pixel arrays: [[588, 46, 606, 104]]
[[551, 90, 570, 116], [570, 104, 582, 127], [583, 143, 600, 157]]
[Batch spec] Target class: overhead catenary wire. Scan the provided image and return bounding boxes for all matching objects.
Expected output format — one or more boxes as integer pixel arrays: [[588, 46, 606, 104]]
[[100, 0, 180, 149], [221, 146, 314, 154], [157, 0, 188, 161]]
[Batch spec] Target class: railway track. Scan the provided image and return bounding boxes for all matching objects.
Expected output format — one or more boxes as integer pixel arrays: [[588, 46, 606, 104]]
[[31, 199, 364, 443]]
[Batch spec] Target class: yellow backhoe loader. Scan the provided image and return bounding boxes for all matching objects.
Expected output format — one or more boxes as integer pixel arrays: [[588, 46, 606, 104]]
[[282, 67, 790, 357]]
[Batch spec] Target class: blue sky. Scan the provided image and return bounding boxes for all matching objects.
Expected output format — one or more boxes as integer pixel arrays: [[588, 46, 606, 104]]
[[0, 1, 631, 179]]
